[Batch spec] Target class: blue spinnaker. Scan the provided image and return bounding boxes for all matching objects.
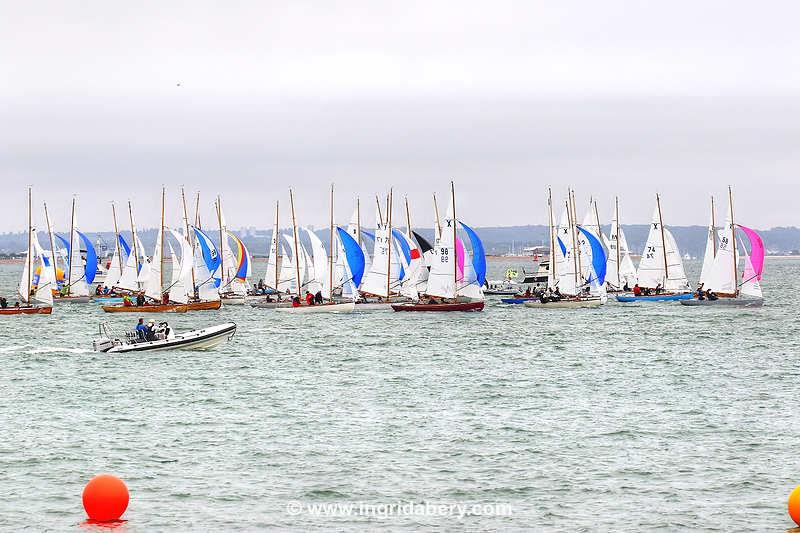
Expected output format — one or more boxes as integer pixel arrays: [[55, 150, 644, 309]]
[[459, 221, 487, 285], [56, 234, 70, 268], [391, 229, 412, 263], [362, 231, 375, 243], [556, 236, 567, 258], [337, 227, 366, 287], [77, 231, 98, 283], [577, 226, 607, 285], [118, 234, 131, 259], [193, 226, 221, 287]]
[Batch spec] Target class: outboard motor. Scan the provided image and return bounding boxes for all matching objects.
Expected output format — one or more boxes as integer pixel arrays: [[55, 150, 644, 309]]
[[92, 337, 115, 353]]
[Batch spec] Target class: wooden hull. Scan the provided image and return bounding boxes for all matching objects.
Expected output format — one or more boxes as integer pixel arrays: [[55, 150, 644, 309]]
[[102, 303, 183, 313], [0, 306, 53, 315], [616, 293, 692, 302], [523, 298, 603, 309], [391, 301, 485, 312], [175, 300, 222, 312], [274, 302, 356, 314]]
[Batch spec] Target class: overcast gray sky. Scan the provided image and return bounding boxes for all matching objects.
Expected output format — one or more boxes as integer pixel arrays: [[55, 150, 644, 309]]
[[1, 0, 798, 232]]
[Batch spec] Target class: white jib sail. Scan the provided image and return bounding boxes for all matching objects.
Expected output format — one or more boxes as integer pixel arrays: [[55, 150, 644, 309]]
[[359, 207, 400, 297], [65, 228, 89, 296], [698, 206, 717, 287], [663, 229, 691, 292], [303, 227, 328, 295]]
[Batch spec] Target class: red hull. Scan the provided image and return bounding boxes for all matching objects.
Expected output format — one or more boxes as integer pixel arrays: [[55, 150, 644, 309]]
[[391, 301, 485, 312], [0, 306, 52, 315]]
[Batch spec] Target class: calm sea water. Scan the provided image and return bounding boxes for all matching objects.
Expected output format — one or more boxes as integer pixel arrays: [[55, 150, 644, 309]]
[[1, 258, 799, 531]]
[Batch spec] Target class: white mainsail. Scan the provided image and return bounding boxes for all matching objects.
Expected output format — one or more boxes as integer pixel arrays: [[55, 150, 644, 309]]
[[359, 207, 401, 297], [705, 196, 737, 294], [636, 201, 690, 292], [425, 199, 456, 299], [556, 207, 578, 296]]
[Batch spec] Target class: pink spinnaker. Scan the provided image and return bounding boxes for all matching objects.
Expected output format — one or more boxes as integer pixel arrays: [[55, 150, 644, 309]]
[[455, 237, 465, 282], [738, 225, 764, 280]]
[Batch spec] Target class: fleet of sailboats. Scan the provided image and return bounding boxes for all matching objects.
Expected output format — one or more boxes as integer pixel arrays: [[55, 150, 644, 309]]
[[1, 184, 769, 317]]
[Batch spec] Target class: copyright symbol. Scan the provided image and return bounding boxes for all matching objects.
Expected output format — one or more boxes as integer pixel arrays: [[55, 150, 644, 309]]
[[286, 501, 303, 516]]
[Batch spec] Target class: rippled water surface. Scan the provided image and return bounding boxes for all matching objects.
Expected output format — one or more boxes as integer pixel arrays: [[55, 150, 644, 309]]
[[2, 259, 800, 531]]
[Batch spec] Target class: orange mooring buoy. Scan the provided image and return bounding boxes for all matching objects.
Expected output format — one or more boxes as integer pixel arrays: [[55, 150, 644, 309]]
[[82, 474, 129, 522]]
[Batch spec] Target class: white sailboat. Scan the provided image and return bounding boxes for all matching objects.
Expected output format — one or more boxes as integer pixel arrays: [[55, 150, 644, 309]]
[[3, 188, 53, 315], [359, 193, 403, 300], [603, 197, 637, 291], [393, 182, 485, 312], [619, 194, 692, 302], [682, 186, 765, 307], [525, 189, 606, 309], [276, 187, 355, 313]]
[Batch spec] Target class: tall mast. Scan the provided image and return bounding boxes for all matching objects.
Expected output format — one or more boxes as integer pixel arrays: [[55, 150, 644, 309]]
[[548, 188, 556, 282], [567, 199, 578, 290], [710, 195, 717, 256], [111, 202, 124, 278], [615, 196, 621, 288], [194, 191, 201, 229], [328, 184, 335, 301], [159, 187, 166, 296], [570, 189, 582, 283], [405, 196, 412, 235], [656, 193, 669, 284], [433, 193, 442, 237], [593, 198, 601, 238], [43, 201, 57, 287], [181, 187, 197, 297], [26, 187, 32, 303], [289, 189, 301, 297], [375, 195, 384, 225], [728, 185, 738, 294], [66, 197, 76, 295], [386, 188, 393, 298], [274, 200, 280, 291], [356, 197, 361, 246], [450, 181, 457, 300], [128, 201, 140, 288], [216, 195, 225, 290]]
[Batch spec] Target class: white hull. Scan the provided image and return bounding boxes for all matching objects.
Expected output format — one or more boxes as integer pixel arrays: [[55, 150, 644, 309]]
[[221, 296, 247, 305], [250, 301, 293, 309], [524, 298, 604, 309], [95, 323, 237, 353], [274, 302, 356, 314]]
